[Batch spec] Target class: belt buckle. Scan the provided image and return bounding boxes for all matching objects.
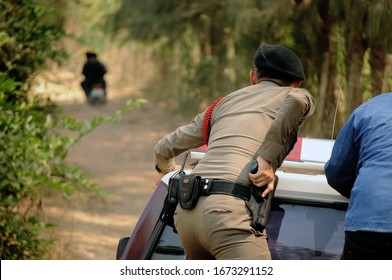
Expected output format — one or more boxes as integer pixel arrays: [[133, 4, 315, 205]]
[[201, 178, 213, 196]]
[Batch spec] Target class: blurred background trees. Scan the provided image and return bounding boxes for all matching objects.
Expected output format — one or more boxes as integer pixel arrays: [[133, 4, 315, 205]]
[[2, 0, 391, 138], [110, 0, 392, 138]]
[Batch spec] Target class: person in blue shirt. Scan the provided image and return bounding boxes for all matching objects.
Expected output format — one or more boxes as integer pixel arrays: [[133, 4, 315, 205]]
[[324, 92, 392, 260]]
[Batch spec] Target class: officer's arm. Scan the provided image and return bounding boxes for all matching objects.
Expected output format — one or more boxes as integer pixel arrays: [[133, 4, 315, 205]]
[[154, 111, 206, 174], [257, 89, 315, 168], [251, 89, 315, 196]]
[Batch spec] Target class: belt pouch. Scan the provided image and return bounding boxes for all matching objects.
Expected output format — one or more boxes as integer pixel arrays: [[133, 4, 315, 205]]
[[178, 174, 201, 210], [159, 176, 180, 229]]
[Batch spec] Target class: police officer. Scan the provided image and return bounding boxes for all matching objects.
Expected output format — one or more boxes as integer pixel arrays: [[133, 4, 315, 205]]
[[154, 43, 315, 260]]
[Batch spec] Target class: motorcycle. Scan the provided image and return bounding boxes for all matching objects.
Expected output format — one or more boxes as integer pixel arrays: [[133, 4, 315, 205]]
[[88, 83, 107, 105]]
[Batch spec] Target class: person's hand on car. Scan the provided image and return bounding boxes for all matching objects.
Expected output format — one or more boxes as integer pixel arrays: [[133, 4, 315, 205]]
[[249, 156, 275, 197]]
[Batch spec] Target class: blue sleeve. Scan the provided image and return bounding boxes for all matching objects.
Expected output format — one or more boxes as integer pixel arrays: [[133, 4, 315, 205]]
[[324, 116, 358, 198]]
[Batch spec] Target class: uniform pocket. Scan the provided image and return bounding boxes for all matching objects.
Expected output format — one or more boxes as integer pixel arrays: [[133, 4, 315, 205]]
[[201, 195, 251, 233]]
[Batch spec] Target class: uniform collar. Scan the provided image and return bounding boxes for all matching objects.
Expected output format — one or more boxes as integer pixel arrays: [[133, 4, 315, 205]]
[[258, 80, 282, 87]]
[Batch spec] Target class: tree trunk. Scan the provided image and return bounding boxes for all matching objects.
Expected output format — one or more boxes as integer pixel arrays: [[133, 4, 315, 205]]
[[346, 50, 366, 116], [315, 0, 336, 138], [316, 52, 330, 136], [344, 0, 368, 118], [382, 54, 392, 93], [369, 36, 387, 96]]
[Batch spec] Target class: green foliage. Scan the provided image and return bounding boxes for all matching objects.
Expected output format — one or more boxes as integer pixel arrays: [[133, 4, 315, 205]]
[[0, 74, 146, 259], [0, 0, 67, 98], [0, 211, 55, 260]]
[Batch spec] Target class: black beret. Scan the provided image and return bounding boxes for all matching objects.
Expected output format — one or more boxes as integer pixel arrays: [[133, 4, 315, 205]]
[[253, 44, 305, 81]]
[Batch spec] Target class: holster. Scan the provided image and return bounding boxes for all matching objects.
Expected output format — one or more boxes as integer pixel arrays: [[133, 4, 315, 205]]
[[177, 174, 202, 210], [159, 152, 191, 231], [245, 176, 279, 233], [159, 174, 181, 229]]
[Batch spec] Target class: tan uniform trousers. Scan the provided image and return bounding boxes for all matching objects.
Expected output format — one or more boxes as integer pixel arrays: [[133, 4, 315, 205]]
[[174, 194, 271, 260]]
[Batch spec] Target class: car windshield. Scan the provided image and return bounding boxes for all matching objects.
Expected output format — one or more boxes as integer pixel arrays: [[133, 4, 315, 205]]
[[150, 201, 346, 260], [268, 203, 345, 259]]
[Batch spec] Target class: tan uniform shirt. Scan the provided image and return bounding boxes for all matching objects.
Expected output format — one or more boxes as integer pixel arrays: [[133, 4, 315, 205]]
[[155, 81, 315, 185]]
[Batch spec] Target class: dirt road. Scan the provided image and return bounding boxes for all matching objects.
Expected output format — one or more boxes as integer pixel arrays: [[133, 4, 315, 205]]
[[44, 89, 185, 259]]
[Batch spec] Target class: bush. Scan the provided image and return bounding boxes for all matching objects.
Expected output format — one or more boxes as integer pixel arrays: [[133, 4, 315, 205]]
[[0, 0, 67, 102]]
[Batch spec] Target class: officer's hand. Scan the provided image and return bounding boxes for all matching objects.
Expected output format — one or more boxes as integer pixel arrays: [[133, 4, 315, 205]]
[[248, 156, 275, 197], [153, 164, 182, 187]]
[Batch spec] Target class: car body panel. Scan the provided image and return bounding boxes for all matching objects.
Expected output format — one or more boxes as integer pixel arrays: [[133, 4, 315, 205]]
[[119, 181, 168, 260], [118, 137, 348, 260]]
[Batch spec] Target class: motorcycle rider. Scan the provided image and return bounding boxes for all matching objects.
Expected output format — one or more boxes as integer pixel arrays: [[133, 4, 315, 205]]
[[80, 52, 107, 101]]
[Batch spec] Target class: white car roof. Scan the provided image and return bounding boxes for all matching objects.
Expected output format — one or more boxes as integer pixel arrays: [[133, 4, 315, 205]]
[[162, 138, 348, 205]]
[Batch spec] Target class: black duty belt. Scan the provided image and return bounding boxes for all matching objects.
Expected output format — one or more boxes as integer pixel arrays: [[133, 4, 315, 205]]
[[199, 179, 251, 201]]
